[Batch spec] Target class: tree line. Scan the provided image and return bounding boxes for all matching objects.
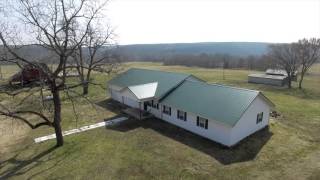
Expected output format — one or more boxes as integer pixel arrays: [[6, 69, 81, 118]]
[[157, 39, 320, 89], [162, 53, 273, 70]]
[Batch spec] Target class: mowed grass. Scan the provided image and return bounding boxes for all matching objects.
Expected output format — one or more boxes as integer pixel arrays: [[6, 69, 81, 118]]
[[0, 62, 320, 180]]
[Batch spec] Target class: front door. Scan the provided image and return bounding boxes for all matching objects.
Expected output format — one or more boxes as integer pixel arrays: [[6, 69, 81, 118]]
[[144, 102, 148, 111]]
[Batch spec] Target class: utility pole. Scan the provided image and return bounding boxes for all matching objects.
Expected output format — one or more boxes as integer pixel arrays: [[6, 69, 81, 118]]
[[0, 64, 2, 80], [222, 59, 226, 80], [222, 65, 225, 80]]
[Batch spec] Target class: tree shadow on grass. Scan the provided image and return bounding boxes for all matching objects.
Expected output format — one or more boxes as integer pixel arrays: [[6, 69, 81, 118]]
[[0, 82, 41, 93], [108, 117, 272, 165], [0, 142, 77, 179]]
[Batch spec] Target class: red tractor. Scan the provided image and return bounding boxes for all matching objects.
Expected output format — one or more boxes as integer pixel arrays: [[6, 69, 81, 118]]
[[9, 63, 49, 86]]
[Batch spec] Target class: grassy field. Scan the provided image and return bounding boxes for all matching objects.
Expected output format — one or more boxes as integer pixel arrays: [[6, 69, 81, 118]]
[[0, 62, 319, 179]]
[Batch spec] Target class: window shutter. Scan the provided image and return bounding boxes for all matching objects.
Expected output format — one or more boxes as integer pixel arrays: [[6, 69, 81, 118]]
[[196, 117, 199, 126], [184, 112, 187, 121], [205, 119, 208, 129], [177, 110, 179, 119]]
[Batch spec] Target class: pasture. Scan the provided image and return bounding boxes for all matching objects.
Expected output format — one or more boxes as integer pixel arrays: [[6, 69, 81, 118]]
[[0, 62, 319, 179]]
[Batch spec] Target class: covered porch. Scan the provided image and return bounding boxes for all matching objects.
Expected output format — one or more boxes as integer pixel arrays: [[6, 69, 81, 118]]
[[119, 82, 159, 120], [122, 106, 153, 120]]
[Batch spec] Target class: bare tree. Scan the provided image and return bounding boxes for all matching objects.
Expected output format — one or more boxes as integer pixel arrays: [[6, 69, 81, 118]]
[[296, 38, 320, 89], [268, 43, 300, 88], [0, 0, 108, 147], [72, 24, 119, 95]]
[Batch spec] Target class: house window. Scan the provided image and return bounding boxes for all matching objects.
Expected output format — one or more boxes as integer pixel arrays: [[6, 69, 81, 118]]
[[177, 110, 187, 121], [256, 112, 263, 124], [197, 116, 208, 129], [163, 105, 171, 115], [151, 100, 159, 109]]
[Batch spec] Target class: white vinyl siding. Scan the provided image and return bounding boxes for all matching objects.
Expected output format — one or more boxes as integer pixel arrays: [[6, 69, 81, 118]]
[[230, 96, 270, 146], [160, 105, 232, 146], [110, 88, 122, 102], [109, 87, 140, 108], [123, 96, 140, 108]]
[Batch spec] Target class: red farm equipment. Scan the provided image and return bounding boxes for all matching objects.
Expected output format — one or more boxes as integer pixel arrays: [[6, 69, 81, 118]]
[[9, 63, 49, 86]]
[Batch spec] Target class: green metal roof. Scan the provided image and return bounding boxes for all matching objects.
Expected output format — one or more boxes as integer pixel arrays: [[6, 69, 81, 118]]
[[160, 80, 261, 126], [109, 68, 190, 98], [109, 68, 273, 126]]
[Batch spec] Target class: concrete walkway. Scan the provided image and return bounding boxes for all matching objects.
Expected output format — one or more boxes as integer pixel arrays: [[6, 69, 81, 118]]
[[34, 117, 128, 143]]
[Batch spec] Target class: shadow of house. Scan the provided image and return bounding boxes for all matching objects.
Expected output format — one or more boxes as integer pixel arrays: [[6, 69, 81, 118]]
[[96, 99, 127, 115], [108, 117, 272, 165], [97, 98, 272, 165]]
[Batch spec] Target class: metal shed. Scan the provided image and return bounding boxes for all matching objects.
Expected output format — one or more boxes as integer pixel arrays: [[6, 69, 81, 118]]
[[248, 74, 288, 86]]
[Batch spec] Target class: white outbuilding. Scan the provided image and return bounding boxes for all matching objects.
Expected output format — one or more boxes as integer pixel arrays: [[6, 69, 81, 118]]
[[109, 68, 274, 147], [248, 68, 298, 86]]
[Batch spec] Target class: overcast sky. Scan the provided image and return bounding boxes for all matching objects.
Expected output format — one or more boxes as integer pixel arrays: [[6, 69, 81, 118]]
[[106, 0, 320, 45]]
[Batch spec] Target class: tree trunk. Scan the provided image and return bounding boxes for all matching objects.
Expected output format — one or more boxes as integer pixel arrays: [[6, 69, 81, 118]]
[[298, 72, 305, 89], [52, 88, 64, 147], [287, 77, 292, 89], [83, 82, 89, 95], [83, 70, 91, 95]]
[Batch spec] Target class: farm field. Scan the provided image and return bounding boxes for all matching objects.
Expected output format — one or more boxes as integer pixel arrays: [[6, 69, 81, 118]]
[[0, 62, 320, 180]]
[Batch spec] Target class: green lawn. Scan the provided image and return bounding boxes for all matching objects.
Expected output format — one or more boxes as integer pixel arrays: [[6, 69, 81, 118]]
[[0, 62, 320, 180]]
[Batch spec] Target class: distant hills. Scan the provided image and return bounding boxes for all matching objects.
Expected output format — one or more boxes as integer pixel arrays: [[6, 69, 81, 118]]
[[117, 42, 271, 61], [0, 42, 271, 64]]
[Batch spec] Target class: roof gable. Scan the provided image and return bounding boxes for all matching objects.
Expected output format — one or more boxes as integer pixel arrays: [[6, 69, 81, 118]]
[[109, 68, 191, 98], [127, 82, 158, 100], [160, 80, 267, 126]]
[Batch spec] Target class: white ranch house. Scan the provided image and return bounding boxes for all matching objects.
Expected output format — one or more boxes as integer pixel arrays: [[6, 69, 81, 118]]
[[108, 68, 274, 147]]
